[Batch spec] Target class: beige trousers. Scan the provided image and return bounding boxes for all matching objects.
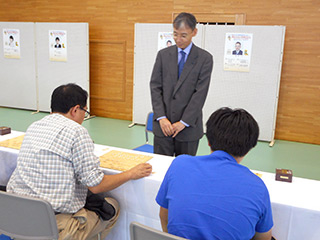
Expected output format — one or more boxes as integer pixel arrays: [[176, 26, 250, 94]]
[[56, 197, 120, 240]]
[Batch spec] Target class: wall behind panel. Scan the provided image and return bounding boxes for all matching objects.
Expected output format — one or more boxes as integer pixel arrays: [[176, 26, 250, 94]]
[[0, 0, 319, 145]]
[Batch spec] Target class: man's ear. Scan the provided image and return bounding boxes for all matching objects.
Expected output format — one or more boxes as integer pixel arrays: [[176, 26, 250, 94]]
[[208, 141, 214, 153], [69, 105, 79, 118], [192, 28, 198, 37]]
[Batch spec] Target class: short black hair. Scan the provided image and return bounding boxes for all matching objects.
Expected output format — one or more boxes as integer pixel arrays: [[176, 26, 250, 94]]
[[235, 42, 241, 45], [9, 35, 14, 40], [206, 107, 259, 157], [173, 12, 197, 30], [55, 37, 60, 41], [51, 83, 88, 113]]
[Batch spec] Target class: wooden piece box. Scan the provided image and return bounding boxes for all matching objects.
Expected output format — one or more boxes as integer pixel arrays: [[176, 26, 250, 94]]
[[275, 168, 293, 183], [0, 127, 11, 135]]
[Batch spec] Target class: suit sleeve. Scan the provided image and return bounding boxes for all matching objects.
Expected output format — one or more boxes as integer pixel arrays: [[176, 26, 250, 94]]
[[181, 53, 213, 126], [150, 51, 166, 119]]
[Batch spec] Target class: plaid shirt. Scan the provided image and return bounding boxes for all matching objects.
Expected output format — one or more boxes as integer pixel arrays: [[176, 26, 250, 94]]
[[8, 114, 104, 213]]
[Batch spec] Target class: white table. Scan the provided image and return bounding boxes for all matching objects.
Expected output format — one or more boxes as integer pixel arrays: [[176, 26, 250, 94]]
[[1, 131, 320, 240], [0, 131, 24, 186]]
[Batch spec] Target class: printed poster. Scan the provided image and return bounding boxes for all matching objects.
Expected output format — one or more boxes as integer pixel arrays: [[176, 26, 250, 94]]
[[3, 29, 21, 59], [49, 30, 67, 62], [158, 32, 174, 51], [224, 33, 253, 72]]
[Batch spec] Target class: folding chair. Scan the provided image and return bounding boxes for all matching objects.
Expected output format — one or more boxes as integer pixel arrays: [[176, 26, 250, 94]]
[[130, 221, 188, 240], [133, 112, 154, 153], [130, 221, 275, 240], [0, 190, 59, 240]]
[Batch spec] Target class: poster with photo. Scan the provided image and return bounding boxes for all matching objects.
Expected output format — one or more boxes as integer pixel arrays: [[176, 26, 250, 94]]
[[158, 32, 174, 51], [224, 33, 253, 72], [49, 30, 67, 62], [3, 29, 21, 59]]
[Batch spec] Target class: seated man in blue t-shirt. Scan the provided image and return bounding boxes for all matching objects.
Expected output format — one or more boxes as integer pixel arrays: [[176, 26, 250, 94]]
[[156, 107, 273, 240]]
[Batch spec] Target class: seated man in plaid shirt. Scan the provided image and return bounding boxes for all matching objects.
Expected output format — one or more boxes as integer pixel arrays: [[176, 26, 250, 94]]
[[8, 83, 152, 239]]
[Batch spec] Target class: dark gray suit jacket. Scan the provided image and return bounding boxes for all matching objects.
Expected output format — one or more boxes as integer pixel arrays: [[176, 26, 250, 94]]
[[150, 44, 213, 142]]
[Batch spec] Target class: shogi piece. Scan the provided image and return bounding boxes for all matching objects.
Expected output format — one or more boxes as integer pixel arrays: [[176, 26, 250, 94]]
[[0, 135, 25, 150], [0, 127, 11, 135], [100, 150, 153, 171], [275, 168, 293, 183]]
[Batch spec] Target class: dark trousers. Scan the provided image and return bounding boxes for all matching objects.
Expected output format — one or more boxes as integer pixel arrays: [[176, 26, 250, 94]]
[[154, 136, 199, 156]]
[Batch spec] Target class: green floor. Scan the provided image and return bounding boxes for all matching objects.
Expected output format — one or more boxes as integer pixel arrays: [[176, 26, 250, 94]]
[[1, 107, 320, 181]]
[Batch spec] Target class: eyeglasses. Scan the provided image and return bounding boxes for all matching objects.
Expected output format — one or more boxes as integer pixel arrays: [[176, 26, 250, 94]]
[[80, 107, 90, 118]]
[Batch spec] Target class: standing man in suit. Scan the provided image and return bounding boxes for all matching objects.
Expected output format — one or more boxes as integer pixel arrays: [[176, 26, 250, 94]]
[[232, 41, 243, 55], [150, 12, 213, 156]]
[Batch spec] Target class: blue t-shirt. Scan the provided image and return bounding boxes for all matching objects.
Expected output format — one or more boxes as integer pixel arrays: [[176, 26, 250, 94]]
[[156, 151, 273, 240]]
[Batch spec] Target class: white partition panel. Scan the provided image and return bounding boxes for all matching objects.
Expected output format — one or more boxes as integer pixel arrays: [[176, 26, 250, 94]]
[[36, 23, 89, 112], [133, 24, 285, 142], [0, 22, 37, 110], [203, 25, 285, 141]]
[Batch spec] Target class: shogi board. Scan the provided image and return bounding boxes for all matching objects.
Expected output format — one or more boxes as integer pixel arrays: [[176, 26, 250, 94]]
[[100, 150, 153, 171], [0, 135, 25, 150]]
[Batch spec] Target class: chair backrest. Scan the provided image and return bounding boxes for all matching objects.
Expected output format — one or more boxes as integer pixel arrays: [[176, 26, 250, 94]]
[[0, 191, 59, 240], [145, 112, 153, 143], [130, 221, 188, 240]]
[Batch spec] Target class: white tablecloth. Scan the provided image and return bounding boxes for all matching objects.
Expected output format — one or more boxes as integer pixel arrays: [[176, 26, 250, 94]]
[[0, 131, 24, 186], [1, 131, 320, 240]]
